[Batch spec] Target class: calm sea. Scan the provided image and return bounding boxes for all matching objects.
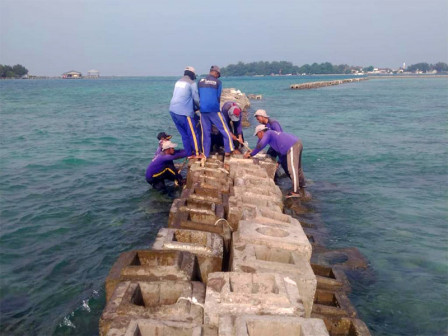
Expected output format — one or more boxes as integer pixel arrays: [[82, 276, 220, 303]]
[[1, 76, 447, 335]]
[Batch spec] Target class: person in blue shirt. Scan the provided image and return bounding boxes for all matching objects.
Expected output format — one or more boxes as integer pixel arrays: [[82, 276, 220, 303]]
[[198, 65, 235, 157], [169, 66, 201, 158], [244, 125, 306, 198], [146, 140, 187, 191]]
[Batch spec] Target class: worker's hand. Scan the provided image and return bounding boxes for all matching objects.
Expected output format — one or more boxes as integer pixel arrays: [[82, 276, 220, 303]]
[[231, 133, 237, 141], [238, 136, 244, 144], [243, 151, 251, 159]]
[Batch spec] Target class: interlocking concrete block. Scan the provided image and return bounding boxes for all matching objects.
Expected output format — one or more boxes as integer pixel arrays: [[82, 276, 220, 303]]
[[231, 243, 316, 317], [231, 194, 283, 210], [105, 319, 217, 336], [204, 272, 305, 327], [100, 281, 205, 335], [311, 264, 351, 292], [234, 220, 312, 261], [233, 186, 283, 203], [218, 314, 329, 336], [310, 316, 371, 336], [312, 289, 358, 318], [152, 228, 224, 283], [105, 250, 198, 302]]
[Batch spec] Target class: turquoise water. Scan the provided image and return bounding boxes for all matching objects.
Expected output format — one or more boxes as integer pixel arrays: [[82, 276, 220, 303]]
[[1, 76, 447, 335]]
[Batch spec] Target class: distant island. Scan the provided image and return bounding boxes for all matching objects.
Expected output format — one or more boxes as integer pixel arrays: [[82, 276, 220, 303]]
[[0, 64, 28, 78], [220, 61, 448, 76]]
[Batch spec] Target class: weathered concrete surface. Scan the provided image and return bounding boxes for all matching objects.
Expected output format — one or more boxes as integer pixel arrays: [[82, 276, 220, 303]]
[[310, 316, 371, 336], [233, 220, 312, 261], [218, 314, 329, 336], [312, 289, 357, 319], [204, 272, 305, 327], [105, 250, 198, 302], [106, 319, 218, 336], [311, 264, 351, 292], [290, 78, 368, 90], [152, 228, 224, 283], [99, 280, 205, 335], [231, 243, 316, 317]]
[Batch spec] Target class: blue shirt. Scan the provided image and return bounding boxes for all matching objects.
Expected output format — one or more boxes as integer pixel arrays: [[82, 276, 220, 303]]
[[145, 149, 187, 180], [198, 75, 222, 113], [250, 130, 299, 157], [169, 76, 199, 117]]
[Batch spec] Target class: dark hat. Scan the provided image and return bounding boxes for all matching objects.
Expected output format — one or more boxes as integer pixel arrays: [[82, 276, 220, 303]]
[[157, 132, 172, 140], [210, 65, 221, 74]]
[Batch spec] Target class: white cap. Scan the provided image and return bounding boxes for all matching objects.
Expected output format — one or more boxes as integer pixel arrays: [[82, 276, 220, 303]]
[[228, 105, 241, 122], [254, 109, 269, 118], [184, 66, 196, 74], [162, 140, 178, 151], [253, 124, 267, 136]]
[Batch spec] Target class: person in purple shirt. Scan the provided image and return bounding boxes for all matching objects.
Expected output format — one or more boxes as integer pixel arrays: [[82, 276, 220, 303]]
[[254, 109, 283, 159], [211, 101, 244, 152], [244, 125, 306, 198], [146, 140, 187, 191]]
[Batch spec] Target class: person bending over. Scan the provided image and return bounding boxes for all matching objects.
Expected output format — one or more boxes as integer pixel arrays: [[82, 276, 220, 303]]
[[146, 140, 187, 191], [254, 109, 283, 160], [244, 125, 306, 198]]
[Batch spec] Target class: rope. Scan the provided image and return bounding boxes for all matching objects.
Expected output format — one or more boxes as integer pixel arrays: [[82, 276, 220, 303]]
[[214, 218, 234, 232], [176, 296, 204, 309]]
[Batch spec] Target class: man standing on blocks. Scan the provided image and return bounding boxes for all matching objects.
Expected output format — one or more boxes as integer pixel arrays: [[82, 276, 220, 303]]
[[198, 65, 235, 157], [244, 125, 306, 198], [169, 66, 201, 158]]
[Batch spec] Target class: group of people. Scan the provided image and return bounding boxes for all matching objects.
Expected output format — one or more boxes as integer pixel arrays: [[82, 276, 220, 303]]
[[145, 65, 306, 198]]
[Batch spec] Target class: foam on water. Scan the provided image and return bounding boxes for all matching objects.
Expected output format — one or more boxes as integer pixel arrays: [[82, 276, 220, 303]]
[[1, 76, 447, 335]]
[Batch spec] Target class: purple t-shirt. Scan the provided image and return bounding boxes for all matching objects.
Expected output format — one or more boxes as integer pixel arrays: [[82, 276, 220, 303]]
[[266, 118, 283, 132], [145, 149, 187, 180], [250, 130, 299, 157]]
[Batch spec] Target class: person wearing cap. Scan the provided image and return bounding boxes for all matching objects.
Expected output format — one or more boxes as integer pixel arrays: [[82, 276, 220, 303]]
[[198, 65, 235, 157], [169, 66, 201, 158], [153, 132, 173, 161], [211, 101, 244, 152], [254, 109, 283, 132], [145, 140, 187, 191], [254, 109, 283, 159], [244, 125, 306, 198]]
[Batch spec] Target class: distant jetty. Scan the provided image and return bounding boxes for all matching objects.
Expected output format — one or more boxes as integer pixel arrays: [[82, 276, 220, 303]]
[[290, 78, 368, 90]]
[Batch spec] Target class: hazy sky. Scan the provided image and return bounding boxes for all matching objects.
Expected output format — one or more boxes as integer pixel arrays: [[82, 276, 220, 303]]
[[1, 0, 447, 76]]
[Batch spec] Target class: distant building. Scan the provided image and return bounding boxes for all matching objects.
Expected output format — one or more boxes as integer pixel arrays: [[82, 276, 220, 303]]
[[87, 69, 100, 78], [62, 71, 82, 79]]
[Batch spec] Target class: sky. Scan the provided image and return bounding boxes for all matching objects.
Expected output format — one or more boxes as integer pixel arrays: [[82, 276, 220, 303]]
[[1, 0, 447, 76]]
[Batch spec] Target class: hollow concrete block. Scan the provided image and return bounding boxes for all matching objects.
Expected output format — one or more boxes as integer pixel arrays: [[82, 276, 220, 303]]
[[312, 289, 358, 319], [152, 228, 224, 283], [100, 280, 205, 335], [218, 314, 329, 336], [311, 264, 351, 292], [204, 272, 305, 327], [231, 243, 316, 317], [105, 250, 198, 302], [311, 316, 371, 336], [233, 220, 312, 261]]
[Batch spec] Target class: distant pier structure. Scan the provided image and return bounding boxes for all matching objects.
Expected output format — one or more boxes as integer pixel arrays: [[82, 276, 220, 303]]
[[87, 69, 100, 78]]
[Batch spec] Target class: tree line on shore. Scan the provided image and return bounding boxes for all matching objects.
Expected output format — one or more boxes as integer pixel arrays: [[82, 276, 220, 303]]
[[0, 64, 29, 78], [220, 61, 448, 76]]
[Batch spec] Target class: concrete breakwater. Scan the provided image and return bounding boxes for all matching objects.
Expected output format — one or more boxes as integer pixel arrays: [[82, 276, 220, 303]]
[[290, 78, 368, 90], [99, 152, 371, 335]]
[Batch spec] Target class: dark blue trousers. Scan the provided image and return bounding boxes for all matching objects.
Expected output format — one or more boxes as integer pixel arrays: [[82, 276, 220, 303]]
[[170, 112, 200, 156]]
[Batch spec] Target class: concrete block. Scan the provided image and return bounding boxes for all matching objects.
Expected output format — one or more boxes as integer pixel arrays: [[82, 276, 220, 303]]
[[231, 243, 316, 317], [100, 281, 205, 335], [312, 289, 358, 318], [218, 315, 329, 336], [234, 220, 312, 261], [231, 193, 283, 210], [152, 228, 224, 283], [233, 186, 283, 203], [311, 264, 351, 292], [105, 250, 198, 302], [311, 317, 371, 336], [105, 319, 218, 336], [204, 272, 305, 327]]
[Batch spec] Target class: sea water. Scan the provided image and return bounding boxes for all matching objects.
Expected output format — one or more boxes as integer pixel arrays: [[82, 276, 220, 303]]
[[0, 76, 447, 335]]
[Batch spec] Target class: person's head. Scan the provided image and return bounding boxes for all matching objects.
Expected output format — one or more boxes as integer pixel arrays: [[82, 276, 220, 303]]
[[253, 124, 267, 139], [254, 109, 269, 124], [228, 104, 241, 122], [209, 65, 221, 78], [162, 140, 177, 154], [157, 132, 172, 141], [184, 66, 196, 80]]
